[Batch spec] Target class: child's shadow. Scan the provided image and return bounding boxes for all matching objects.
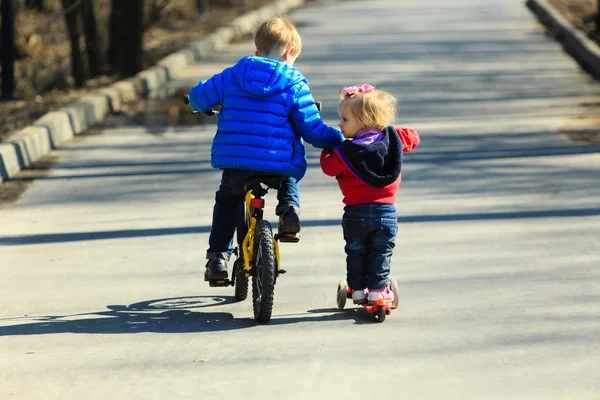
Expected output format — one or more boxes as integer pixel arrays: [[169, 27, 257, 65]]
[[269, 307, 377, 325], [0, 297, 372, 337]]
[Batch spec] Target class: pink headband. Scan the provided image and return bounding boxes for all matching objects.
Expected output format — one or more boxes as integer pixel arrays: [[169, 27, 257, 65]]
[[342, 84, 375, 96]]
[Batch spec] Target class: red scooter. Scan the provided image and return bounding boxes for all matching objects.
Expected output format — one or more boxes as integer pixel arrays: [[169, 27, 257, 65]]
[[336, 278, 399, 322]]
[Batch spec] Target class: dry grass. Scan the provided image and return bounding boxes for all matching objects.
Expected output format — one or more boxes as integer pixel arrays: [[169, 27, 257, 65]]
[[546, 0, 599, 41]]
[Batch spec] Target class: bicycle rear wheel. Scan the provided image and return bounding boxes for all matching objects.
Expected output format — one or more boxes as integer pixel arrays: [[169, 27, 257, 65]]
[[234, 201, 249, 301], [252, 220, 276, 323], [233, 258, 248, 301]]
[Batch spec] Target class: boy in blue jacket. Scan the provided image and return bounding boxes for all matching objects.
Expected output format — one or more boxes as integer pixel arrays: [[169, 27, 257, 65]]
[[188, 16, 344, 282]]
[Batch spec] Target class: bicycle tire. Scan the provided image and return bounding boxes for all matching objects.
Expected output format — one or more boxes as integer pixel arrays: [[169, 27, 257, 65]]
[[234, 201, 249, 302], [252, 220, 276, 323], [234, 258, 248, 301]]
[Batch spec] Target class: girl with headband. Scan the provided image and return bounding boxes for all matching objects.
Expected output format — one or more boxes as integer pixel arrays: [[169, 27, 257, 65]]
[[320, 84, 420, 305]]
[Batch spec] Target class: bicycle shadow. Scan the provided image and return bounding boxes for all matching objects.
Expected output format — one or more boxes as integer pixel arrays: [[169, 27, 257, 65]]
[[0, 296, 246, 336], [0, 297, 371, 337]]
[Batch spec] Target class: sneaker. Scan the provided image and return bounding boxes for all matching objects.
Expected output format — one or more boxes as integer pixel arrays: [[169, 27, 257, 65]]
[[204, 257, 228, 281], [352, 289, 367, 305], [367, 286, 394, 305], [278, 205, 301, 236]]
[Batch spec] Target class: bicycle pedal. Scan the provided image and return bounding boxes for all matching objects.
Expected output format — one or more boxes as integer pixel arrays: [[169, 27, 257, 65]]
[[275, 233, 300, 243], [208, 279, 232, 287]]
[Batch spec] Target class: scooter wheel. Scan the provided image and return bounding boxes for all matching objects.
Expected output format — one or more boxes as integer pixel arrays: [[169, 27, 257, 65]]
[[377, 305, 386, 322], [336, 280, 348, 310], [389, 277, 400, 310]]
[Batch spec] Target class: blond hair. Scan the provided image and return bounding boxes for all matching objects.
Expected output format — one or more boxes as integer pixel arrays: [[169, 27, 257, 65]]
[[254, 16, 302, 58], [338, 87, 397, 130]]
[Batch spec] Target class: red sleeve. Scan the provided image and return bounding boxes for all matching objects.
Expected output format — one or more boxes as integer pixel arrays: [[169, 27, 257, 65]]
[[395, 127, 420, 152], [320, 149, 345, 177]]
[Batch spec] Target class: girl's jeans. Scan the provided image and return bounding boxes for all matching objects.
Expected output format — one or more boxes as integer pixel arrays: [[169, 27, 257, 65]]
[[342, 203, 397, 290], [207, 168, 299, 260]]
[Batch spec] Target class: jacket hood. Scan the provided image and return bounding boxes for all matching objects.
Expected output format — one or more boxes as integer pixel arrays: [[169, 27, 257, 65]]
[[335, 126, 403, 188], [232, 56, 306, 97]]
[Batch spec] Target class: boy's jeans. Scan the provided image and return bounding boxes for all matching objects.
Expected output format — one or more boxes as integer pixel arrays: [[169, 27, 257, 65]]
[[207, 168, 299, 260], [342, 203, 397, 290]]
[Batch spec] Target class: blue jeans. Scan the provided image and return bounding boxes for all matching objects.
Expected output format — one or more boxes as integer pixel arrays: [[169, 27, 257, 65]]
[[342, 203, 397, 290], [207, 168, 299, 259]]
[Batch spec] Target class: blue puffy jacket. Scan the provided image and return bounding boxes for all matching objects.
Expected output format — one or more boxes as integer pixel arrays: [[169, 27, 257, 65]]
[[188, 56, 344, 181]]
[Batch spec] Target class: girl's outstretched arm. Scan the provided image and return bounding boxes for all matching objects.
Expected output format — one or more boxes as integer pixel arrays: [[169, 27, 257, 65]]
[[320, 149, 345, 177], [395, 127, 420, 152]]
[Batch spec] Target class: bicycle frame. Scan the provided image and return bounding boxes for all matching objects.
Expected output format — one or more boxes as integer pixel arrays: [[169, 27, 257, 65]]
[[241, 191, 281, 277]]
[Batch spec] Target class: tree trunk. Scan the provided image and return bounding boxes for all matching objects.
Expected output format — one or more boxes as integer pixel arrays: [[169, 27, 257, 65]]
[[1, 0, 17, 100], [80, 0, 104, 77], [197, 0, 209, 19], [107, 0, 118, 71], [596, 0, 600, 32], [109, 0, 144, 78], [62, 0, 86, 87], [25, 0, 44, 11]]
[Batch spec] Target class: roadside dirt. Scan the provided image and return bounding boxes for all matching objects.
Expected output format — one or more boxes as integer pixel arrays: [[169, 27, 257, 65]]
[[546, 0, 599, 44], [544, 0, 600, 143]]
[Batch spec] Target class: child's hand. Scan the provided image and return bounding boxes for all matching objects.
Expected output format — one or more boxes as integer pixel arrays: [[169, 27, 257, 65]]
[[395, 127, 420, 152]]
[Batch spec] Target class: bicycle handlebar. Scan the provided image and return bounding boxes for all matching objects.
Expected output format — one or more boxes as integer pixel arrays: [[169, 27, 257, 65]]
[[183, 94, 219, 116], [183, 94, 320, 116]]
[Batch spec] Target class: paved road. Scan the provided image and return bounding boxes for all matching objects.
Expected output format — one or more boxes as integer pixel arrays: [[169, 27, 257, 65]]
[[2, 0, 600, 398]]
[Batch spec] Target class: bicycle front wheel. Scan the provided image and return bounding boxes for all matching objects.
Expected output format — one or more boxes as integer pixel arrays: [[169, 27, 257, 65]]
[[252, 220, 276, 323]]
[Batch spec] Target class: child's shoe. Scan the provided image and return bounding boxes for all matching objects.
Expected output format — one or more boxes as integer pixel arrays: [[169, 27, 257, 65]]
[[278, 205, 300, 234], [204, 257, 228, 281], [367, 286, 394, 305], [278, 205, 301, 242], [352, 289, 367, 305]]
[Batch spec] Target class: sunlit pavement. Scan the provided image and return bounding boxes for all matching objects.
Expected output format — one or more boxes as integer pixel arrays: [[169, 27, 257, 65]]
[[1, 0, 599, 398]]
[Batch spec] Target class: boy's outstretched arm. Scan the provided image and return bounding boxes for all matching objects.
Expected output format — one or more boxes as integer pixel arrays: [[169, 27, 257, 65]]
[[188, 70, 227, 113], [291, 89, 344, 150]]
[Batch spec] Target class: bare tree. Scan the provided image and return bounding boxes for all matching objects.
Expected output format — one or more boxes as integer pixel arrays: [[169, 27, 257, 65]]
[[80, 0, 104, 77], [596, 0, 599, 32], [109, 0, 144, 78], [1, 0, 17, 100], [25, 0, 44, 11], [62, 0, 85, 87]]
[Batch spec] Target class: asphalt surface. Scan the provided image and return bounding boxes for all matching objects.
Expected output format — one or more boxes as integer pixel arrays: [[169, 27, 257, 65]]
[[1, 0, 600, 398]]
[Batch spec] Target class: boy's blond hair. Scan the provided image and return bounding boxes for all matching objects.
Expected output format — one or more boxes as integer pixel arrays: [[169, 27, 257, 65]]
[[254, 16, 302, 58], [338, 88, 397, 131]]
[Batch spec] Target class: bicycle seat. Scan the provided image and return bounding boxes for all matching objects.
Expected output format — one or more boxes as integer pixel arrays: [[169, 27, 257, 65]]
[[244, 175, 282, 196]]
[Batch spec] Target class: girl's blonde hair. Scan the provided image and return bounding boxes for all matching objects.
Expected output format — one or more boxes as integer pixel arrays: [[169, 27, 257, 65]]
[[254, 16, 302, 58], [338, 86, 397, 131]]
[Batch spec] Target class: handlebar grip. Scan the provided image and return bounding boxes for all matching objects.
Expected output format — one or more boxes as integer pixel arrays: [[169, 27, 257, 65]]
[[184, 94, 219, 116]]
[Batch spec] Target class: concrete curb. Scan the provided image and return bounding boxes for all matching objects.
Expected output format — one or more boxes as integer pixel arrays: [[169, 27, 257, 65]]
[[0, 0, 305, 183], [526, 0, 600, 79]]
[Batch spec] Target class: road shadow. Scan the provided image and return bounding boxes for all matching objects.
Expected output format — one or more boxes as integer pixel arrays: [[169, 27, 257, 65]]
[[1, 205, 598, 245]]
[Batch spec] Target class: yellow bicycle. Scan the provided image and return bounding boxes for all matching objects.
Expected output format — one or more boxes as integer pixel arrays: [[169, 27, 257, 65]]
[[208, 176, 294, 323]]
